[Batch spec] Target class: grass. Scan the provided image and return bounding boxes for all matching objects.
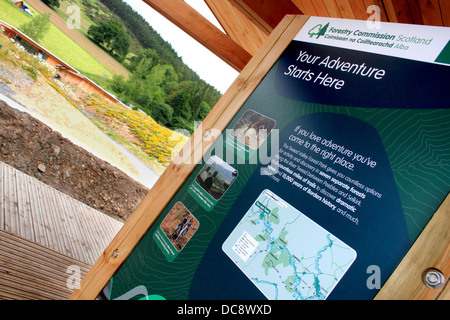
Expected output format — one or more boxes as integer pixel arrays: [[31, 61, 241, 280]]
[[52, 0, 95, 35], [53, 0, 113, 35], [0, 0, 113, 78], [39, 25, 113, 77]]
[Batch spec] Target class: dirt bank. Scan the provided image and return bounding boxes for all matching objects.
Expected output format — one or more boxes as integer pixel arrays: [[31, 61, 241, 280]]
[[0, 100, 148, 221]]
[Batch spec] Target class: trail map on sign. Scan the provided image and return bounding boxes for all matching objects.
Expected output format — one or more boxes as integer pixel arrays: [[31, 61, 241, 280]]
[[222, 190, 357, 300]]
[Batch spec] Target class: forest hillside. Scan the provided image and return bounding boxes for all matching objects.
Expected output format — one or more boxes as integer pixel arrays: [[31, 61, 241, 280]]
[[93, 0, 222, 133]]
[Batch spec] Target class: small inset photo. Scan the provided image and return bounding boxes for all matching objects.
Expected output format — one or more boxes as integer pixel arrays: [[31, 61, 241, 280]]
[[160, 202, 199, 252], [230, 109, 276, 149], [195, 155, 238, 201]]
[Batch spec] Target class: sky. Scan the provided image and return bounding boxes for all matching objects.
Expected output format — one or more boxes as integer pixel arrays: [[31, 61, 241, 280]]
[[122, 0, 239, 93]]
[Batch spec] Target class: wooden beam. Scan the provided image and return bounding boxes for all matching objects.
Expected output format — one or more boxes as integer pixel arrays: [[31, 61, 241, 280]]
[[417, 0, 444, 26], [140, 0, 252, 72], [335, 0, 357, 19], [363, 0, 390, 22], [406, 0, 424, 24], [205, 0, 268, 56], [229, 0, 303, 34], [291, 0, 318, 16], [440, 0, 450, 26], [312, 0, 334, 17], [348, 0, 371, 20], [322, 0, 344, 18], [383, 0, 414, 23]]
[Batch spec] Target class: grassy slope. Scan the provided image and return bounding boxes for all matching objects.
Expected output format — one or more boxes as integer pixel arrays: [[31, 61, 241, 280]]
[[0, 0, 112, 78]]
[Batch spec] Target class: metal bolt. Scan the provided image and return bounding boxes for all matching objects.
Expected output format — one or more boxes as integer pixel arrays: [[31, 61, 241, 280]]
[[203, 129, 211, 139], [113, 249, 119, 258], [423, 268, 445, 289]]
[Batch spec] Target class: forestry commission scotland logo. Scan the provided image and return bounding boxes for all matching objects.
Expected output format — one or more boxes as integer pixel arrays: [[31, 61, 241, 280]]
[[308, 22, 330, 39]]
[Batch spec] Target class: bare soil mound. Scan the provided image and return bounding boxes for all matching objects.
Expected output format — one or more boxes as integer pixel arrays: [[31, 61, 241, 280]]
[[0, 100, 148, 221]]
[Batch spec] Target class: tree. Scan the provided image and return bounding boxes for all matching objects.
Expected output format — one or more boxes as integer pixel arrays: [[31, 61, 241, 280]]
[[195, 101, 211, 120], [130, 49, 161, 79], [88, 20, 122, 46], [150, 103, 173, 126], [42, 0, 60, 9], [19, 13, 51, 43], [88, 20, 129, 60], [111, 33, 130, 61]]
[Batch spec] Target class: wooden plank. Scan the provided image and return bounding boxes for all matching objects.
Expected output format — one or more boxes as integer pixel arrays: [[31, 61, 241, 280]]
[[291, 0, 318, 16], [375, 193, 450, 300], [41, 183, 68, 255], [363, 0, 390, 22], [335, 0, 357, 19], [78, 203, 108, 264], [14, 169, 35, 242], [229, 0, 272, 35], [230, 0, 303, 32], [66, 200, 96, 264], [52, 191, 85, 262], [0, 164, 4, 231], [311, 0, 333, 17], [406, 0, 424, 24], [348, 0, 371, 20], [2, 165, 11, 233], [0, 253, 72, 299], [68, 200, 98, 264], [0, 231, 90, 273], [440, 0, 450, 26], [0, 162, 123, 267], [32, 179, 58, 252], [205, 0, 268, 55], [70, 14, 310, 300], [24, 176, 50, 249], [417, 0, 444, 26], [0, 240, 80, 286], [383, 0, 414, 23], [0, 231, 91, 287], [103, 215, 123, 241], [141, 0, 251, 71], [0, 230, 90, 300], [3, 164, 18, 235], [55, 198, 88, 263], [323, 0, 344, 18], [63, 194, 98, 264], [21, 173, 40, 244]]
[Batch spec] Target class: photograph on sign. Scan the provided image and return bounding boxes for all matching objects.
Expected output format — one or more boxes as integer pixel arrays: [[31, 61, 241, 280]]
[[230, 109, 276, 149], [153, 202, 199, 262], [188, 155, 238, 211]]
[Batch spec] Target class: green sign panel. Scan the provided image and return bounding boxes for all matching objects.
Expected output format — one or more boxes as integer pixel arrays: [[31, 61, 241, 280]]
[[102, 17, 449, 300]]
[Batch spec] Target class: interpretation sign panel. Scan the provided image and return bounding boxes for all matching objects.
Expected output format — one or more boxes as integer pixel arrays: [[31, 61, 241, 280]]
[[103, 17, 449, 300]]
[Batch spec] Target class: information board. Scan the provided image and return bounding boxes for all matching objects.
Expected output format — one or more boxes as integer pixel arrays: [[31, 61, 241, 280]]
[[83, 16, 449, 300]]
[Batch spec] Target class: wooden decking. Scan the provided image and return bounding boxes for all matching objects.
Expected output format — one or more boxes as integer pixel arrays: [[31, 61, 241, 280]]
[[0, 230, 91, 300], [0, 161, 124, 299]]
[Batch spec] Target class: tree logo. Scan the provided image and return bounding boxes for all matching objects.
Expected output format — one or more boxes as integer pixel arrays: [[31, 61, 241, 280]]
[[308, 22, 330, 39]]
